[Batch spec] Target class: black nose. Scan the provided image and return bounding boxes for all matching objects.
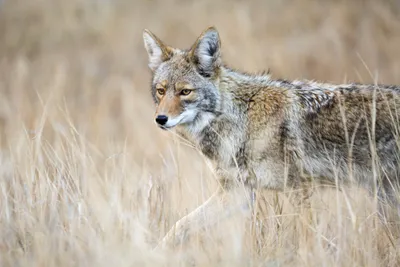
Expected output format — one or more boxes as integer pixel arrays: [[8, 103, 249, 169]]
[[155, 115, 168, 126]]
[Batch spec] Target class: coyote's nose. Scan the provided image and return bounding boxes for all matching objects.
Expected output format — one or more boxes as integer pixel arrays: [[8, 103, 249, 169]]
[[155, 115, 168, 126]]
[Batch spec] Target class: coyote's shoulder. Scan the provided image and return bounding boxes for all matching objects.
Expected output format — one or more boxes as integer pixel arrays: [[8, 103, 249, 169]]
[[143, 27, 400, 248]]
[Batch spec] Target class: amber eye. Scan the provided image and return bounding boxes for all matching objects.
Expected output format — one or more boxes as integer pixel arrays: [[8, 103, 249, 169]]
[[181, 89, 192, 96], [157, 88, 165, 96]]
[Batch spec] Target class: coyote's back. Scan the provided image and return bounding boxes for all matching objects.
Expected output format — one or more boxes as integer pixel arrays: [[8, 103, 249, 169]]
[[284, 82, 400, 201]]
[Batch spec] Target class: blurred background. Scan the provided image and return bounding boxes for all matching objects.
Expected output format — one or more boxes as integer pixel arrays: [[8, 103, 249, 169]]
[[1, 0, 400, 266]]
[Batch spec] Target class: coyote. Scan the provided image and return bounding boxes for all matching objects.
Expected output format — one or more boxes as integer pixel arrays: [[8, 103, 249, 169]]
[[143, 27, 400, 248]]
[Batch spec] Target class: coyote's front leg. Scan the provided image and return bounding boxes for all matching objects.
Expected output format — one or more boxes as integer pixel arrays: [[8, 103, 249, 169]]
[[156, 184, 253, 249]]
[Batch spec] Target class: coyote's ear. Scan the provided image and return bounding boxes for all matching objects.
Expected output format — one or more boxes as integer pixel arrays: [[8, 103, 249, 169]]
[[143, 29, 173, 71], [190, 27, 221, 77]]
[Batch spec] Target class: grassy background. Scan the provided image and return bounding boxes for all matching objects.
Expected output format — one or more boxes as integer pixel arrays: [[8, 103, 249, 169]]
[[1, 0, 400, 266]]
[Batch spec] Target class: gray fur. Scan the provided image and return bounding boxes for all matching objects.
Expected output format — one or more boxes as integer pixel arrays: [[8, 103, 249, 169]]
[[143, 27, 400, 249]]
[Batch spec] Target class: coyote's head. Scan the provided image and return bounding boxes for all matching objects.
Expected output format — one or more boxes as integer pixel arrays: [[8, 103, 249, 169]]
[[142, 27, 221, 131]]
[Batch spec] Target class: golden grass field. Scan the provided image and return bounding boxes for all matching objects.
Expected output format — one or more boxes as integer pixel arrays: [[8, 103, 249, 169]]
[[1, 0, 400, 266]]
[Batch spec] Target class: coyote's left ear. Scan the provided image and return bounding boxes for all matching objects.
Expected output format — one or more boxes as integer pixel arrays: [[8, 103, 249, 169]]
[[143, 29, 174, 71], [190, 27, 221, 77]]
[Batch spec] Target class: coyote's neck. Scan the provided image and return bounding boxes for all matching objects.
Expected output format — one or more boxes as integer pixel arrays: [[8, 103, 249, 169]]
[[219, 67, 272, 93], [176, 68, 257, 156], [178, 67, 284, 166]]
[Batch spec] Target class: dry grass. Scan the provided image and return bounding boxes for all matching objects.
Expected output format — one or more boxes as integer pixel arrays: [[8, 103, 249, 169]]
[[1, 0, 400, 266]]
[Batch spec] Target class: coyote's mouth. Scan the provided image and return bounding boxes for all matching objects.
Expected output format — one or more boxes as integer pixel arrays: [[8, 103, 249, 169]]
[[158, 125, 172, 130], [157, 109, 198, 130], [157, 116, 184, 130]]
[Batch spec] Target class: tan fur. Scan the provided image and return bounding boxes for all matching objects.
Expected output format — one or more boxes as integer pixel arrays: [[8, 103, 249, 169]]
[[156, 93, 182, 118]]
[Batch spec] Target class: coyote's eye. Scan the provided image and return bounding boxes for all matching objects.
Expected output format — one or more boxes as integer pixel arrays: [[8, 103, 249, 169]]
[[181, 89, 192, 96], [156, 88, 166, 96]]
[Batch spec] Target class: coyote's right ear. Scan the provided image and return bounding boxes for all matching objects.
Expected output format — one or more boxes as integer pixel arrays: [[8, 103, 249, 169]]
[[143, 29, 173, 71]]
